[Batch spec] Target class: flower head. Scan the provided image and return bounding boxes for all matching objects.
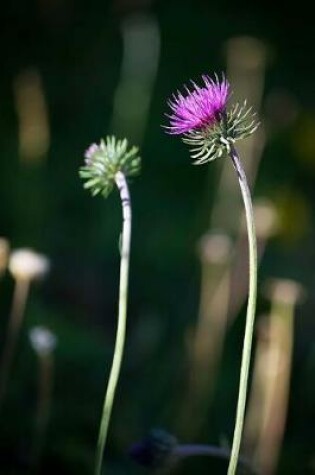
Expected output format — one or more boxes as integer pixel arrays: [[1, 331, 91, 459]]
[[165, 73, 259, 164], [166, 75, 229, 135], [79, 136, 141, 198], [9, 249, 50, 281]]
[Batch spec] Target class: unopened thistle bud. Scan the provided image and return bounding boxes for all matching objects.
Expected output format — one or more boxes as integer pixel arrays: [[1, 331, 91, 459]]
[[165, 74, 259, 163], [79, 136, 141, 197], [129, 429, 178, 468]]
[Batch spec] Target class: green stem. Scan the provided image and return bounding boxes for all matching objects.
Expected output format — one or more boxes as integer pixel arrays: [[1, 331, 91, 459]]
[[176, 444, 256, 473], [94, 171, 132, 475], [227, 146, 258, 475]]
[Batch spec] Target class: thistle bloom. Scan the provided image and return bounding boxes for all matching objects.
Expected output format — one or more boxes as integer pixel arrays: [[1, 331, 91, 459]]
[[166, 75, 229, 135], [165, 74, 258, 163], [165, 73, 259, 475]]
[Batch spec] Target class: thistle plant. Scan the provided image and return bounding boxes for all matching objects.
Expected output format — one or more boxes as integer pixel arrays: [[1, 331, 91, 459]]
[[79, 136, 140, 475], [165, 74, 259, 475]]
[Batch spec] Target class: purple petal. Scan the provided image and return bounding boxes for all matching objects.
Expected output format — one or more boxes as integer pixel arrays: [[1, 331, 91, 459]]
[[165, 74, 229, 135]]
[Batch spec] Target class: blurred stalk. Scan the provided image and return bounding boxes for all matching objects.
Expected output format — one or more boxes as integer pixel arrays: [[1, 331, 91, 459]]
[[0, 249, 49, 408], [178, 233, 232, 436], [29, 326, 57, 470], [0, 238, 10, 279], [0, 277, 30, 406], [32, 352, 54, 470], [193, 234, 232, 391], [250, 279, 303, 475], [110, 13, 160, 144], [179, 200, 277, 438], [13, 69, 50, 163]]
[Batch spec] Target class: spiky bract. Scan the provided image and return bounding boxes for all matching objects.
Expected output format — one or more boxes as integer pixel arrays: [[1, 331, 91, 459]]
[[183, 101, 259, 164], [165, 74, 259, 164], [79, 136, 140, 197]]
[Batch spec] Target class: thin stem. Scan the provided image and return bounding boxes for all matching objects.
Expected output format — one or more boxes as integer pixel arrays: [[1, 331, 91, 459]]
[[227, 146, 258, 475], [94, 171, 132, 475], [175, 444, 255, 473], [0, 277, 30, 407]]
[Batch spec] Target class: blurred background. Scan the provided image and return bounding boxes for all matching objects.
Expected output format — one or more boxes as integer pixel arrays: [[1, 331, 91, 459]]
[[0, 0, 315, 474]]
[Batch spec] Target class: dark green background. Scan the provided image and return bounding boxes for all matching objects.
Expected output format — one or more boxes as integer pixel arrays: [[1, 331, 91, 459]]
[[0, 0, 314, 473]]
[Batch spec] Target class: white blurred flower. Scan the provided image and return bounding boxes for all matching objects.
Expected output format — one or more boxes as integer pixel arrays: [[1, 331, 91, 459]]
[[264, 278, 305, 306], [9, 248, 50, 281], [197, 232, 232, 264], [29, 326, 57, 356]]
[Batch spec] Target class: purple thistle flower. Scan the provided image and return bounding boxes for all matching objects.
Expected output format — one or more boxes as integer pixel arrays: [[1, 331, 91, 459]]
[[164, 72, 259, 164], [165, 75, 229, 135]]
